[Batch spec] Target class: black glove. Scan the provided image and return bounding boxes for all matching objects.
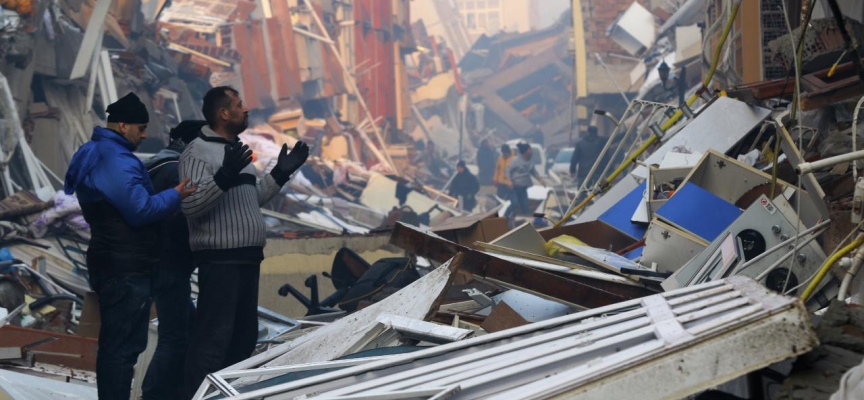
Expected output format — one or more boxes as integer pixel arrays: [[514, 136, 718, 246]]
[[270, 141, 310, 186], [214, 141, 252, 191]]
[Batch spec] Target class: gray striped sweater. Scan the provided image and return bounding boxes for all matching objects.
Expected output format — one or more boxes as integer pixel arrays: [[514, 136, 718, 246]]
[[179, 126, 283, 261]]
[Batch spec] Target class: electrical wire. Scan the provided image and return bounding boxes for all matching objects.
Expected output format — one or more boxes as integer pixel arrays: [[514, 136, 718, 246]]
[[780, 0, 806, 295]]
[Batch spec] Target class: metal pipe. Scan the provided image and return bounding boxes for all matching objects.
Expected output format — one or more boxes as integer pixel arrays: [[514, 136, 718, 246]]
[[838, 243, 864, 301], [594, 109, 621, 126], [796, 150, 864, 175], [852, 95, 864, 181], [576, 103, 645, 196], [802, 234, 864, 301]]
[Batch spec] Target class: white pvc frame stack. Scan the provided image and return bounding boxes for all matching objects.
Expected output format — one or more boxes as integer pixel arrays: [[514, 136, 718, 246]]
[[194, 275, 816, 400]]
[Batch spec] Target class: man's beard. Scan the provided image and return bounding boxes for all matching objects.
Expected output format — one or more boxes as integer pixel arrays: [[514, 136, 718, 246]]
[[228, 118, 248, 135]]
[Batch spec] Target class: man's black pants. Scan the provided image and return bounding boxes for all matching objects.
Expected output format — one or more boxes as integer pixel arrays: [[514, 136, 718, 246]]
[[88, 274, 152, 400], [143, 263, 195, 400], [183, 262, 260, 398]]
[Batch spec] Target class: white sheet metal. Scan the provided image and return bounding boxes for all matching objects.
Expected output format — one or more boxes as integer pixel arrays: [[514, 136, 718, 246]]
[[202, 277, 816, 400], [0, 369, 96, 399], [632, 97, 772, 180]]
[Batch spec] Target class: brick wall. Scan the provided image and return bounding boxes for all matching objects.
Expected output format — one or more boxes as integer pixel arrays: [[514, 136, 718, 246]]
[[581, 0, 649, 63]]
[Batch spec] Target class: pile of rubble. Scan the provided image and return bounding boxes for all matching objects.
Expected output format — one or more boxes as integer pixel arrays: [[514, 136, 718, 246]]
[[3, 0, 864, 399]]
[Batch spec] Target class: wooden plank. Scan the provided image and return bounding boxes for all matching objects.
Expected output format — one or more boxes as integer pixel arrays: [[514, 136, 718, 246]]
[[476, 241, 594, 272], [0, 326, 97, 371], [479, 249, 642, 287], [488, 222, 548, 256], [390, 223, 654, 309], [547, 240, 650, 280], [481, 301, 529, 334]]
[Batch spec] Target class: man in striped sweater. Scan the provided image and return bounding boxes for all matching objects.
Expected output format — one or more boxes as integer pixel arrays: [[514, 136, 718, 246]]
[[179, 86, 309, 397]]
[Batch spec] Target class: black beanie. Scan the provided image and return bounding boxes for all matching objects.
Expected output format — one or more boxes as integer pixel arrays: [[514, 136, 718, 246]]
[[169, 120, 207, 144], [106, 93, 149, 124]]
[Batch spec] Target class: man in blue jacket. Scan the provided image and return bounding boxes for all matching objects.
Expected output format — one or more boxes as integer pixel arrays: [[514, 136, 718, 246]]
[[64, 93, 196, 400]]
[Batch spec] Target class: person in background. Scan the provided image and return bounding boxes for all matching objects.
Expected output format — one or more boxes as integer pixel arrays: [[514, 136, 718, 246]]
[[476, 138, 497, 186], [493, 144, 514, 200], [530, 124, 545, 147], [180, 87, 309, 397], [141, 120, 207, 400], [506, 142, 546, 216], [63, 93, 196, 400], [449, 160, 480, 212], [570, 126, 605, 189]]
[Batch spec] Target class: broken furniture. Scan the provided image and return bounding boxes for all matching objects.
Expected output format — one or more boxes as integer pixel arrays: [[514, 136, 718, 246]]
[[391, 222, 655, 310], [278, 247, 419, 316], [663, 194, 832, 310], [431, 208, 508, 251], [194, 276, 816, 400]]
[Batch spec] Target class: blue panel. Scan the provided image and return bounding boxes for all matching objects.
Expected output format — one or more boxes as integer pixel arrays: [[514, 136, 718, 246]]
[[598, 185, 648, 240], [655, 183, 742, 242], [623, 246, 644, 261]]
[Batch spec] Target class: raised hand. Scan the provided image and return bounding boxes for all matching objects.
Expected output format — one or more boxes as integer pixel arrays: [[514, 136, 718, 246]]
[[221, 141, 253, 177], [271, 141, 310, 185]]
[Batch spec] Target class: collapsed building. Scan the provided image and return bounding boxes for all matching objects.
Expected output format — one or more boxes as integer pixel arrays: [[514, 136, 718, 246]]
[[3, 0, 864, 399]]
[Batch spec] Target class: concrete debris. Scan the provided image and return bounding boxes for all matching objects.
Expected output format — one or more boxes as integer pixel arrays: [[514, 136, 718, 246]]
[[2, 0, 864, 399]]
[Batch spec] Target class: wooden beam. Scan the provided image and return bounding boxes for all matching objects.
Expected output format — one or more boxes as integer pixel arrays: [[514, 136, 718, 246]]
[[390, 223, 654, 309]]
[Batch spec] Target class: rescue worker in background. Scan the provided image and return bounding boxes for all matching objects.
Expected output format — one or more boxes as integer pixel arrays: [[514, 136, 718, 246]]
[[492, 144, 513, 200], [476, 138, 497, 186], [63, 93, 196, 400], [493, 144, 514, 200], [180, 86, 310, 397], [569, 126, 605, 189], [506, 142, 546, 216], [142, 120, 207, 400], [530, 124, 545, 147], [449, 160, 480, 212]]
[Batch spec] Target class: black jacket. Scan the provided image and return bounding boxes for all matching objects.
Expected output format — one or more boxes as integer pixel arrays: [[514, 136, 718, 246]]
[[145, 148, 193, 268], [477, 146, 497, 184], [570, 136, 605, 178], [449, 170, 480, 199]]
